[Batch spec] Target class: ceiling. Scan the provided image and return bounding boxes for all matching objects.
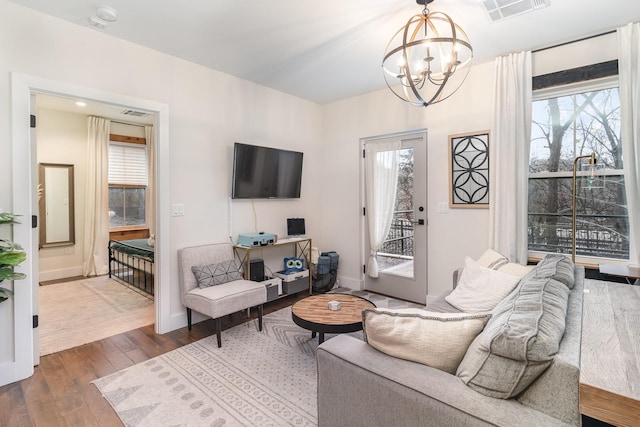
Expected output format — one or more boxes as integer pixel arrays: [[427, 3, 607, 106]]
[[10, 0, 640, 105], [36, 93, 155, 125]]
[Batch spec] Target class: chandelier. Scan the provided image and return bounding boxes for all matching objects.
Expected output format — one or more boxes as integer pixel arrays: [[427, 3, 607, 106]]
[[382, 0, 473, 107]]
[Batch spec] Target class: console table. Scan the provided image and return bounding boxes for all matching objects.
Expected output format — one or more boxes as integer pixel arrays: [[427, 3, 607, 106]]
[[580, 280, 640, 426], [233, 237, 313, 297], [599, 263, 640, 285]]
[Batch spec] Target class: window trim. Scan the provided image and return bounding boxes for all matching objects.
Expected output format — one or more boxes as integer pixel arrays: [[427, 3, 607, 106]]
[[528, 75, 628, 264], [108, 135, 149, 231], [532, 60, 618, 91]]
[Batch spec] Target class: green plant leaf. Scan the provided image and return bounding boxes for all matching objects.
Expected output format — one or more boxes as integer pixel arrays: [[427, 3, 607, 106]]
[[0, 213, 21, 225], [0, 251, 27, 266], [0, 287, 13, 302], [0, 267, 26, 281], [0, 239, 24, 251]]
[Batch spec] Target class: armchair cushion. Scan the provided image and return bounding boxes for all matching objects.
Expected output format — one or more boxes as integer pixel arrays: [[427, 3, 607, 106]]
[[184, 279, 266, 319]]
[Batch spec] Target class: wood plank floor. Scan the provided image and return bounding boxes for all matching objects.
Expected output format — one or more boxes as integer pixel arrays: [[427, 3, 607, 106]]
[[0, 293, 307, 427]]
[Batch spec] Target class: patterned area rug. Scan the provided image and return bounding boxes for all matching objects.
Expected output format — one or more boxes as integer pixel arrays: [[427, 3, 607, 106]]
[[40, 275, 155, 356], [93, 288, 420, 426]]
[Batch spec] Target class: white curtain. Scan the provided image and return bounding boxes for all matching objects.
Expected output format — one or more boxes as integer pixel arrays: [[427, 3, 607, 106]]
[[365, 140, 401, 278], [82, 116, 110, 276], [488, 51, 532, 264], [618, 22, 640, 266], [145, 125, 155, 236]]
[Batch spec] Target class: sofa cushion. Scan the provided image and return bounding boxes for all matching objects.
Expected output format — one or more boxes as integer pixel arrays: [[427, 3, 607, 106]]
[[532, 254, 575, 289], [362, 308, 491, 374], [192, 260, 243, 288], [445, 257, 521, 312], [456, 273, 571, 399]]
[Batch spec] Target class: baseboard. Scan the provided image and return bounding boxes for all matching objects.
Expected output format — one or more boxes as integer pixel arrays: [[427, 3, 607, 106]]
[[39, 266, 83, 282], [165, 311, 189, 334], [336, 275, 362, 291]]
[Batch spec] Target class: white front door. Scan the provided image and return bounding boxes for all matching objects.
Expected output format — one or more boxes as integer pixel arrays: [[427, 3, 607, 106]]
[[363, 130, 427, 304]]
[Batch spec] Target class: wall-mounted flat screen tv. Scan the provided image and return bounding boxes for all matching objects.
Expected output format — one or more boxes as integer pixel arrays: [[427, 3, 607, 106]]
[[232, 142, 304, 199]]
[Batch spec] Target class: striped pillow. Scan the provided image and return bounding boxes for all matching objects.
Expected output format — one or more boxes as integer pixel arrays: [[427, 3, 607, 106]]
[[476, 248, 509, 270], [445, 256, 521, 312]]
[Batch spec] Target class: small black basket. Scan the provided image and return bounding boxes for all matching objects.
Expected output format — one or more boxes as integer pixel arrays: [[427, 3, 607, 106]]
[[312, 251, 339, 293]]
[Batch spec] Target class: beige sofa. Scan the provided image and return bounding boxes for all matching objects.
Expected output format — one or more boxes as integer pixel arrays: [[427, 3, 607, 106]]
[[317, 255, 584, 426]]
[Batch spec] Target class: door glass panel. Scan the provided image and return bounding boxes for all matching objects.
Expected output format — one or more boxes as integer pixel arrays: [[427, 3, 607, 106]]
[[376, 147, 414, 279]]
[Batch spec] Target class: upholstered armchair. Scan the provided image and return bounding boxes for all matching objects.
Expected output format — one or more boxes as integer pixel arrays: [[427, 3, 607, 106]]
[[178, 242, 267, 347]]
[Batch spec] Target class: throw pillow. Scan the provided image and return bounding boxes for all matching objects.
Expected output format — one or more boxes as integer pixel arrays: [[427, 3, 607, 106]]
[[192, 260, 243, 288], [456, 276, 571, 399], [362, 308, 491, 374], [497, 262, 535, 279], [476, 248, 509, 270], [445, 257, 521, 312]]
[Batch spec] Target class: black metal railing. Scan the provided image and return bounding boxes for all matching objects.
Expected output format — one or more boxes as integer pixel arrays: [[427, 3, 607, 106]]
[[379, 210, 414, 257], [528, 213, 629, 259]]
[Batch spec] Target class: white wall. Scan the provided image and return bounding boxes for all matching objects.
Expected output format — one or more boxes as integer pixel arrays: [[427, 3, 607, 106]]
[[36, 108, 87, 281], [533, 32, 617, 76], [0, 0, 323, 367], [321, 61, 495, 300]]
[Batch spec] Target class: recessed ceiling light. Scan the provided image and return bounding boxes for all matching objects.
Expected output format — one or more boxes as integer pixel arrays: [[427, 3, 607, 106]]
[[76, 101, 87, 107], [96, 6, 118, 23]]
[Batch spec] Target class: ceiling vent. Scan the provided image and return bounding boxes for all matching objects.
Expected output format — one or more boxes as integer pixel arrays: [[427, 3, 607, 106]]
[[121, 109, 148, 117], [483, 0, 551, 21]]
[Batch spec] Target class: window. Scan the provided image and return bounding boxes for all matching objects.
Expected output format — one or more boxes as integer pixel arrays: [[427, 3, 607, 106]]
[[528, 77, 629, 260], [108, 141, 148, 229]]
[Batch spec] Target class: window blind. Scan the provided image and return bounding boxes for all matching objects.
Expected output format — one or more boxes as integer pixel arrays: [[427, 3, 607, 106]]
[[108, 143, 148, 186]]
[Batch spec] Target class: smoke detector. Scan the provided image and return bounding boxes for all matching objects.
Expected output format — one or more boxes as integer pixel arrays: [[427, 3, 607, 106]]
[[483, 0, 551, 21], [88, 16, 107, 29], [96, 6, 118, 22]]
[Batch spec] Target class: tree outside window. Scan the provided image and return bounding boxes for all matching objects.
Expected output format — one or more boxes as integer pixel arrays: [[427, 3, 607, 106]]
[[528, 84, 629, 259], [108, 186, 147, 228]]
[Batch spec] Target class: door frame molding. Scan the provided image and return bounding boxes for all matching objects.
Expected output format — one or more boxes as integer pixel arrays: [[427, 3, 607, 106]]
[[5, 73, 170, 385]]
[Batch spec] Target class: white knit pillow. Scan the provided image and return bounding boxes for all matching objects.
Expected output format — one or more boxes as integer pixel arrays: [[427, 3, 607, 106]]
[[363, 308, 491, 374], [445, 257, 521, 312]]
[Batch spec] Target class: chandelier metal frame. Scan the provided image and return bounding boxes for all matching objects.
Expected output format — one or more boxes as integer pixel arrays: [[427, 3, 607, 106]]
[[382, 0, 473, 107]]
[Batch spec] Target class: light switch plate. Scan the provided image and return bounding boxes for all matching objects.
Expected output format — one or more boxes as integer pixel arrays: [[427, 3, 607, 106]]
[[438, 202, 449, 213]]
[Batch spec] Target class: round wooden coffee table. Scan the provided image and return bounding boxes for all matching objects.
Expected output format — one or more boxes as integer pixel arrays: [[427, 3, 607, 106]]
[[291, 294, 376, 344]]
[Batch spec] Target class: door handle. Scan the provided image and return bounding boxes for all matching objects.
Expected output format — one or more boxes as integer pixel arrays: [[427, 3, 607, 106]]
[[411, 219, 425, 225]]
